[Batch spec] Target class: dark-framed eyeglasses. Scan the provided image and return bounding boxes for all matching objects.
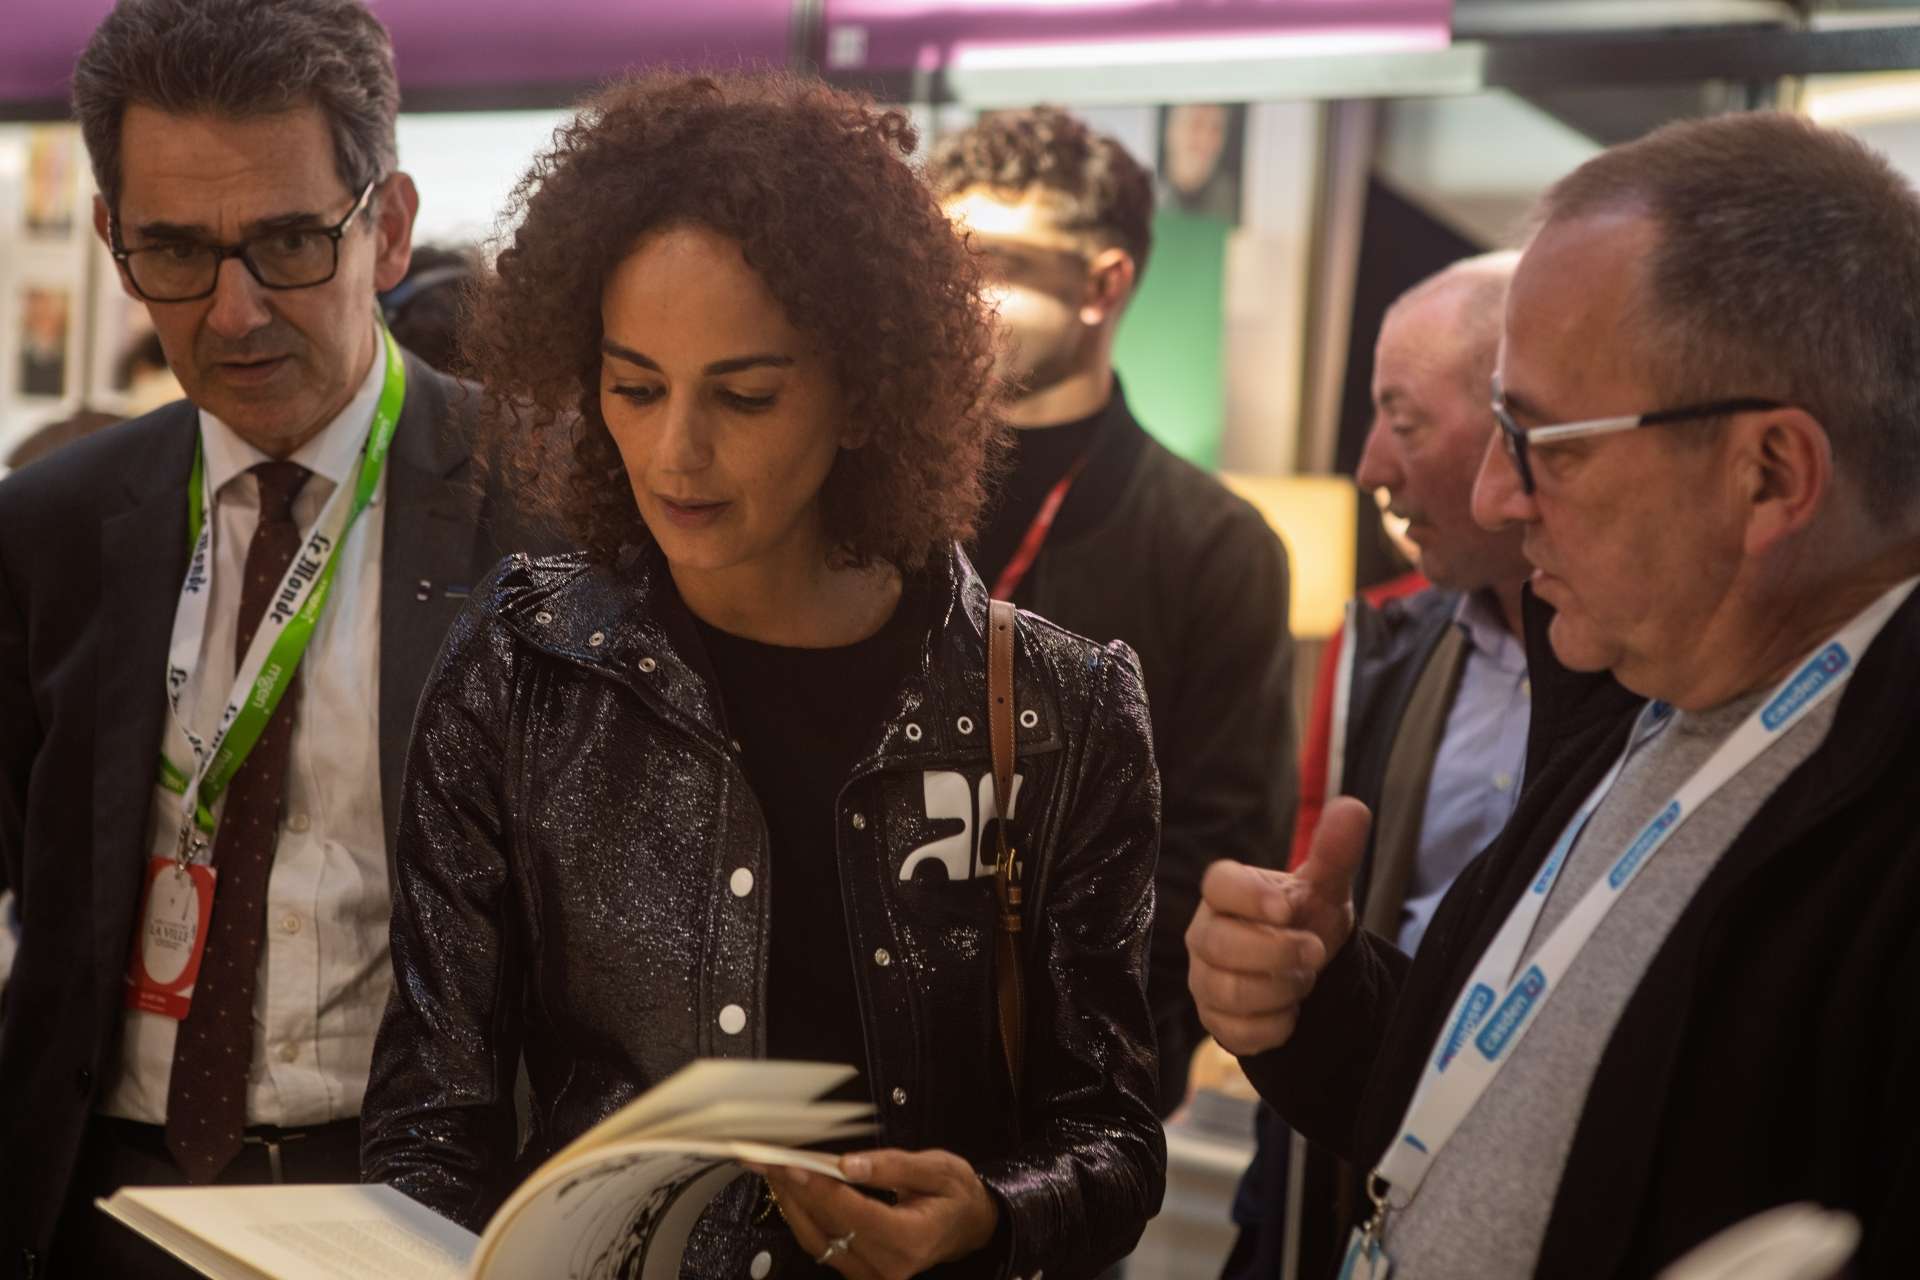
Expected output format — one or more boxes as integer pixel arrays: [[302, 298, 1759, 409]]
[[109, 178, 379, 304], [1489, 373, 1787, 495]]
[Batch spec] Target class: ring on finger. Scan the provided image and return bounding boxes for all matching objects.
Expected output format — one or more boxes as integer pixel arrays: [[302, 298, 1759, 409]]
[[816, 1230, 857, 1264]]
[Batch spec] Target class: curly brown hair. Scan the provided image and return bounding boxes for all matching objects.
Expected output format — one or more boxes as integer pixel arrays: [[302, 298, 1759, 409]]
[[466, 71, 1005, 570], [928, 106, 1155, 279]]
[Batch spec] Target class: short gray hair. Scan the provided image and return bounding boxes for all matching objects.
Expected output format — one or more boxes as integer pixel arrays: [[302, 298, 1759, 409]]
[[1537, 111, 1920, 528], [72, 0, 399, 214]]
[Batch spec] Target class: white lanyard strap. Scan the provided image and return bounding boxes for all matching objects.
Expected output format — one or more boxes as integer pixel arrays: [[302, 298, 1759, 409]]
[[160, 327, 404, 862], [1375, 575, 1919, 1210]]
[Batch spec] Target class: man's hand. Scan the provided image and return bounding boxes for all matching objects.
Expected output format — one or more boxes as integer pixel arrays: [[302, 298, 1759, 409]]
[[751, 1148, 998, 1280], [1185, 797, 1372, 1055]]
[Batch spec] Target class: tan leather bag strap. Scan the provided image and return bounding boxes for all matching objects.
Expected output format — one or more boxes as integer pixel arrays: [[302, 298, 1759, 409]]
[[987, 599, 1025, 1095]]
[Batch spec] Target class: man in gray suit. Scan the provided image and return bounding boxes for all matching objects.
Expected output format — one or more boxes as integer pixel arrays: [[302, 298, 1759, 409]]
[[0, 2, 523, 1275]]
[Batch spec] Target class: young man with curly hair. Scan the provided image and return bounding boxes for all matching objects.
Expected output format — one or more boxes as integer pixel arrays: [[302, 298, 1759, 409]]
[[930, 107, 1297, 1116]]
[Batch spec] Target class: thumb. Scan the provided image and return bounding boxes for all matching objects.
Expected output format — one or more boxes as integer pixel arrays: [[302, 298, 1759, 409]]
[[1295, 797, 1371, 907]]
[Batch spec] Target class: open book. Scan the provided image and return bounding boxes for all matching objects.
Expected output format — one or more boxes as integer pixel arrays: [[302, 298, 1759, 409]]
[[98, 1060, 870, 1280]]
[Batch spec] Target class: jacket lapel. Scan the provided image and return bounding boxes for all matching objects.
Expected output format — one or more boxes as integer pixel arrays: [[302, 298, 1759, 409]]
[[1360, 625, 1468, 939], [377, 357, 484, 854], [92, 406, 197, 1002]]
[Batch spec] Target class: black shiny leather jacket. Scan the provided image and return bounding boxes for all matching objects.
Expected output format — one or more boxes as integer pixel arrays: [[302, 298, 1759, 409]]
[[362, 544, 1166, 1279]]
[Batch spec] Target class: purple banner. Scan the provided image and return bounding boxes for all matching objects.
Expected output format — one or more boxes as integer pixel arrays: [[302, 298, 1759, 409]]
[[2, 0, 794, 105], [822, 0, 1451, 72]]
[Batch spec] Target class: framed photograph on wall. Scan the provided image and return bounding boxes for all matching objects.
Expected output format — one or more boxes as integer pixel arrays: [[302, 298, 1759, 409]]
[[16, 284, 74, 401], [23, 126, 81, 240], [1156, 103, 1247, 226]]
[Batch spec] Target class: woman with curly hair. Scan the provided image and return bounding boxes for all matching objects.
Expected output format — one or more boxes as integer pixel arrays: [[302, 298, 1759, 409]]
[[359, 72, 1165, 1278]]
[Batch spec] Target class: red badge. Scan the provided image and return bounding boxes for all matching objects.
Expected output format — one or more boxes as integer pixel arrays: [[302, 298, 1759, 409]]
[[124, 858, 216, 1020]]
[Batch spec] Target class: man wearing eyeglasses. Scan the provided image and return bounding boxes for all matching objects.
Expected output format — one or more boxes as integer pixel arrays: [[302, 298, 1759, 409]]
[[1190, 112, 1920, 1279], [0, 2, 521, 1276]]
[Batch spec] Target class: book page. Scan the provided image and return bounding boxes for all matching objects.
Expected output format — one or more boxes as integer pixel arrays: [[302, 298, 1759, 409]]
[[475, 1141, 845, 1280], [474, 1152, 734, 1280], [100, 1185, 474, 1280], [549, 1060, 857, 1168], [634, 1099, 874, 1144]]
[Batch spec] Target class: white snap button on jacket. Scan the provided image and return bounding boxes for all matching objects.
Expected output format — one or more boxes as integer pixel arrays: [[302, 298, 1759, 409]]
[[851, 813, 867, 830], [873, 948, 891, 967], [1020, 709, 1040, 729], [588, 630, 605, 647], [730, 868, 755, 897], [534, 610, 553, 625], [638, 657, 657, 673], [957, 716, 974, 735], [750, 1251, 773, 1280], [891, 1087, 908, 1105], [718, 1004, 747, 1035]]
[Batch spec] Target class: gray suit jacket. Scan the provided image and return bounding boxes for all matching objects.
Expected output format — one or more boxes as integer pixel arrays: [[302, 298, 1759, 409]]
[[0, 352, 533, 1276]]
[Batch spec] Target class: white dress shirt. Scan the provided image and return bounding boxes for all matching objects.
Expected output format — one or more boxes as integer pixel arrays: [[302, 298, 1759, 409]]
[[103, 351, 391, 1127]]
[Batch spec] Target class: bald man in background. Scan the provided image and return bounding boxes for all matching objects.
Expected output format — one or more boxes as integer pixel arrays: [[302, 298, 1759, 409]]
[[1224, 253, 1533, 1280]]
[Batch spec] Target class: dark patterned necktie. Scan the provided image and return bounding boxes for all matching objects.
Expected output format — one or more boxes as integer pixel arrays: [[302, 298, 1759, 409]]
[[166, 460, 311, 1182]]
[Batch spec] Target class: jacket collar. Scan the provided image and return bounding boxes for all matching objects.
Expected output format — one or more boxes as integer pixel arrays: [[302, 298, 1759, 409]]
[[501, 541, 1066, 769]]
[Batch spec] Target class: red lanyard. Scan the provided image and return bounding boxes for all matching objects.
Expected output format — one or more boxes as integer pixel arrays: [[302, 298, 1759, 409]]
[[991, 449, 1093, 601]]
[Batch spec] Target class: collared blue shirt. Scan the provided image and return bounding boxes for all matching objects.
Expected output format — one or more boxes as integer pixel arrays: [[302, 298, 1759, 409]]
[[1394, 591, 1532, 956]]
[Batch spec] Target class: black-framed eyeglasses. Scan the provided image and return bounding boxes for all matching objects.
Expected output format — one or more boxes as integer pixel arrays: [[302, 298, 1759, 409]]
[[1490, 373, 1786, 495], [109, 178, 378, 303]]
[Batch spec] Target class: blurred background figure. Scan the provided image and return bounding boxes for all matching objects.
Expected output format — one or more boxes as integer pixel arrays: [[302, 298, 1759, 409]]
[[17, 288, 71, 398], [1224, 251, 1531, 1280], [931, 104, 1295, 1120], [378, 242, 478, 375], [1157, 102, 1245, 223], [3, 328, 179, 471]]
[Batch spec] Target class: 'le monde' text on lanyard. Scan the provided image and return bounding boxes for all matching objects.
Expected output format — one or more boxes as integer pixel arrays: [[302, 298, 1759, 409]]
[[1337, 572, 1920, 1280], [124, 323, 406, 1022]]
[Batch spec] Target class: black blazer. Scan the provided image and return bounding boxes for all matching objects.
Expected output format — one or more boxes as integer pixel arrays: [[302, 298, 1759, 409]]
[[0, 353, 525, 1277], [1244, 587, 1920, 1278]]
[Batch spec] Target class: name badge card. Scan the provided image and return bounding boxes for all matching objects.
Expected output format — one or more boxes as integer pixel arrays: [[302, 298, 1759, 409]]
[[1338, 1229, 1392, 1280], [124, 859, 216, 1020]]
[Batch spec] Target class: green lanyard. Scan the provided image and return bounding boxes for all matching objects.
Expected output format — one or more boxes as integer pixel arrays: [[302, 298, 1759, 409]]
[[158, 326, 406, 854]]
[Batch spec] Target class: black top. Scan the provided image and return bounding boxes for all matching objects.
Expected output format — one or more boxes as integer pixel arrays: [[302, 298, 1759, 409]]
[[969, 403, 1106, 592], [692, 582, 927, 1106]]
